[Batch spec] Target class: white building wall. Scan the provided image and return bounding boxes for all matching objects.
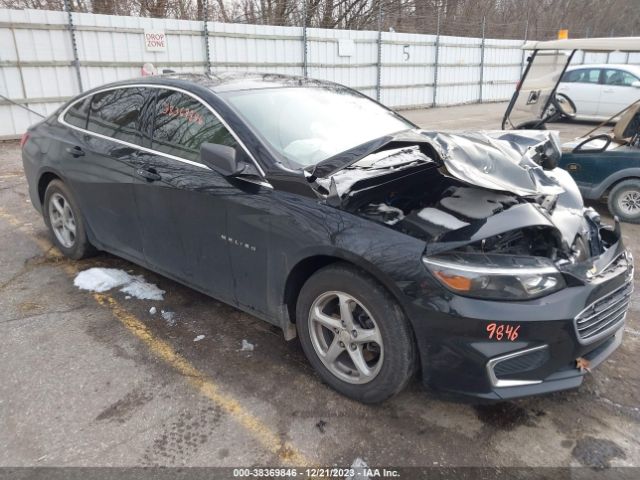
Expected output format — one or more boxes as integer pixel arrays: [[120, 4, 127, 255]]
[[1, 8, 637, 138]]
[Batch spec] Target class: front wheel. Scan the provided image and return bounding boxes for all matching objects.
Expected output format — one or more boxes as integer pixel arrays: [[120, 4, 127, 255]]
[[608, 179, 640, 224], [296, 263, 416, 403]]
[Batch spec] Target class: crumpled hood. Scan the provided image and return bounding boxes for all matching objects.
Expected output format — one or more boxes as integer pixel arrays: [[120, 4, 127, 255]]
[[420, 130, 565, 197]]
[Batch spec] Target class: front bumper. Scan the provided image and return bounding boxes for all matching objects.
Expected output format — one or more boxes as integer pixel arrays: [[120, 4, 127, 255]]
[[408, 242, 634, 401]]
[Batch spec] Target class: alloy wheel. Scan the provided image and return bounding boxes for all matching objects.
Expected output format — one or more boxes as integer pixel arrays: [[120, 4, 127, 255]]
[[48, 192, 77, 248], [308, 291, 383, 384]]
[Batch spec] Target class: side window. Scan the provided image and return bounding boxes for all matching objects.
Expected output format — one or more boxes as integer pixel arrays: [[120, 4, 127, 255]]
[[87, 87, 147, 145], [569, 69, 600, 84], [64, 96, 90, 129], [561, 70, 580, 83], [603, 69, 639, 86], [152, 89, 237, 162]]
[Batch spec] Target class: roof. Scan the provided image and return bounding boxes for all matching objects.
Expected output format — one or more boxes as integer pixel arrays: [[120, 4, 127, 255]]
[[134, 72, 343, 93], [565, 64, 640, 73], [522, 37, 640, 52]]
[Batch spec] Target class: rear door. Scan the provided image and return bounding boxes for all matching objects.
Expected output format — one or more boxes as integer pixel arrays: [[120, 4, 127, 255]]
[[132, 87, 239, 305], [599, 68, 640, 117], [59, 87, 147, 261], [557, 68, 603, 117]]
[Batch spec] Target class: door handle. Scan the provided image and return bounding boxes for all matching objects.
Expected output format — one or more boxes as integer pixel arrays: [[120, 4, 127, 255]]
[[603, 88, 614, 93], [136, 167, 161, 182], [65, 146, 85, 157]]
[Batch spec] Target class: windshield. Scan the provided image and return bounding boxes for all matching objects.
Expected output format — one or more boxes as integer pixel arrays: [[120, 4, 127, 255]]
[[503, 50, 571, 129], [222, 87, 413, 169]]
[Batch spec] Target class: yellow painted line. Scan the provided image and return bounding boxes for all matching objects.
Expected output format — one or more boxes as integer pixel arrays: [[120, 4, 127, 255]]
[[93, 293, 307, 464], [0, 206, 309, 466], [0, 208, 62, 257]]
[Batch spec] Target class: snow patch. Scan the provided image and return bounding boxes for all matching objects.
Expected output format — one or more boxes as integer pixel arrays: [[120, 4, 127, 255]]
[[417, 208, 469, 230], [74, 268, 132, 293], [240, 339, 255, 351], [74, 267, 165, 300], [194, 335, 205, 342], [161, 310, 176, 327], [347, 458, 370, 480], [120, 278, 165, 301]]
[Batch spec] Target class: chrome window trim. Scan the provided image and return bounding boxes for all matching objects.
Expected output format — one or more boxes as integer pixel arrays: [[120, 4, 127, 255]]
[[57, 83, 271, 186], [486, 344, 547, 388]]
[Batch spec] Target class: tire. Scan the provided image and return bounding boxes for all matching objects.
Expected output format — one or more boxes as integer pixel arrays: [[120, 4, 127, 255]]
[[554, 94, 576, 121], [296, 263, 416, 403], [43, 179, 96, 259], [608, 179, 640, 224]]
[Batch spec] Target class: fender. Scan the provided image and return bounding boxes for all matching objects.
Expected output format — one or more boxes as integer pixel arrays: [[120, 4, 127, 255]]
[[286, 244, 413, 303], [34, 166, 68, 212], [589, 168, 640, 199]]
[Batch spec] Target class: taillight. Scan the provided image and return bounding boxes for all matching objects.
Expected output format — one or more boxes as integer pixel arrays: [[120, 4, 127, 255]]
[[20, 132, 30, 148]]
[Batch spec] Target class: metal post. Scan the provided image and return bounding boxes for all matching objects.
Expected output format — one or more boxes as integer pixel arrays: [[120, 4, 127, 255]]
[[606, 29, 614, 63], [9, 27, 27, 105], [202, 0, 212, 74], [63, 0, 83, 92], [581, 27, 590, 64], [432, 9, 441, 108], [302, 0, 308, 77], [375, 1, 383, 102], [478, 16, 486, 104], [520, 18, 529, 74]]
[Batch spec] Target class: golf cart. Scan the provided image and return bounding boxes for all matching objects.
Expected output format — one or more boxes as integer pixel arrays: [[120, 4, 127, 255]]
[[503, 37, 640, 223]]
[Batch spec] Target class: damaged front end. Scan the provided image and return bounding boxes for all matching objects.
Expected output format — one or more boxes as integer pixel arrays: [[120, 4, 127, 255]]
[[307, 128, 634, 399], [310, 129, 631, 302]]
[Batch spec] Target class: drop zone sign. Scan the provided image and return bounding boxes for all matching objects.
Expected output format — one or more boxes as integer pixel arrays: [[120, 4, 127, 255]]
[[144, 30, 167, 52]]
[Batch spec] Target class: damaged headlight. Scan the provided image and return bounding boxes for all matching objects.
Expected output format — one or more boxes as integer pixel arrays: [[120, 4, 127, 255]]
[[422, 253, 566, 300]]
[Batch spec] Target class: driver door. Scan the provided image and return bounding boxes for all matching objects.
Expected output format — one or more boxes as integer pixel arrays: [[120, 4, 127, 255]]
[[132, 88, 240, 305], [557, 68, 602, 117], [599, 69, 640, 118]]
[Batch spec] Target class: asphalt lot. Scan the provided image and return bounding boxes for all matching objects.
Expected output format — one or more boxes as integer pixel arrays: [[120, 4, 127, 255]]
[[1, 102, 639, 472]]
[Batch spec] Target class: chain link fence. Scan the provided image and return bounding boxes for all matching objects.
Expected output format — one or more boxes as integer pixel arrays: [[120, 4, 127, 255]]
[[1, 1, 638, 138]]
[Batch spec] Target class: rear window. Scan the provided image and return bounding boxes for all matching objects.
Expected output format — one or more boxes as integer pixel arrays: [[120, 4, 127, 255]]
[[63, 96, 90, 129], [152, 89, 237, 162], [86, 88, 148, 145], [603, 69, 639, 86]]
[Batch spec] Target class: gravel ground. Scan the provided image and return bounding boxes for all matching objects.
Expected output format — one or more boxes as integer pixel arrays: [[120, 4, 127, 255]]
[[0, 102, 638, 473]]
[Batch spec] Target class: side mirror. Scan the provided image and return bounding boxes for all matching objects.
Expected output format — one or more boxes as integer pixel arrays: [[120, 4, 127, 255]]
[[632, 81, 640, 88], [200, 143, 246, 176]]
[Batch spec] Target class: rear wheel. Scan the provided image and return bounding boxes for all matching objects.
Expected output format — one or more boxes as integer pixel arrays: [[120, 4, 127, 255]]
[[608, 179, 640, 224], [296, 263, 416, 403], [43, 180, 96, 259]]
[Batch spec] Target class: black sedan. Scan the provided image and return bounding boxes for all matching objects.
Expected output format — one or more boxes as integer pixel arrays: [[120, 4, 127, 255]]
[[21, 73, 634, 403]]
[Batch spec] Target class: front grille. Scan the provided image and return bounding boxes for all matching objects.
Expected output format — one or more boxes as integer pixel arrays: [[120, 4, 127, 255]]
[[493, 348, 550, 377], [575, 283, 632, 342]]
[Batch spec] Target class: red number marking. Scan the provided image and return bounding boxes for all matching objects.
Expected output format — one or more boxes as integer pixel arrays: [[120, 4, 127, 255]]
[[486, 322, 497, 339], [486, 322, 520, 341]]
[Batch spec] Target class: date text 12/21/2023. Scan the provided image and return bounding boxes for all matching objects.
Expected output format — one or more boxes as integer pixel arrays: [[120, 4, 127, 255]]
[[232, 467, 401, 477]]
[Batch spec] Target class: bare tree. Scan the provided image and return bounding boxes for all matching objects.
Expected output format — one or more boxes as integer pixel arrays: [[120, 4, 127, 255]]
[[1, 0, 637, 38]]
